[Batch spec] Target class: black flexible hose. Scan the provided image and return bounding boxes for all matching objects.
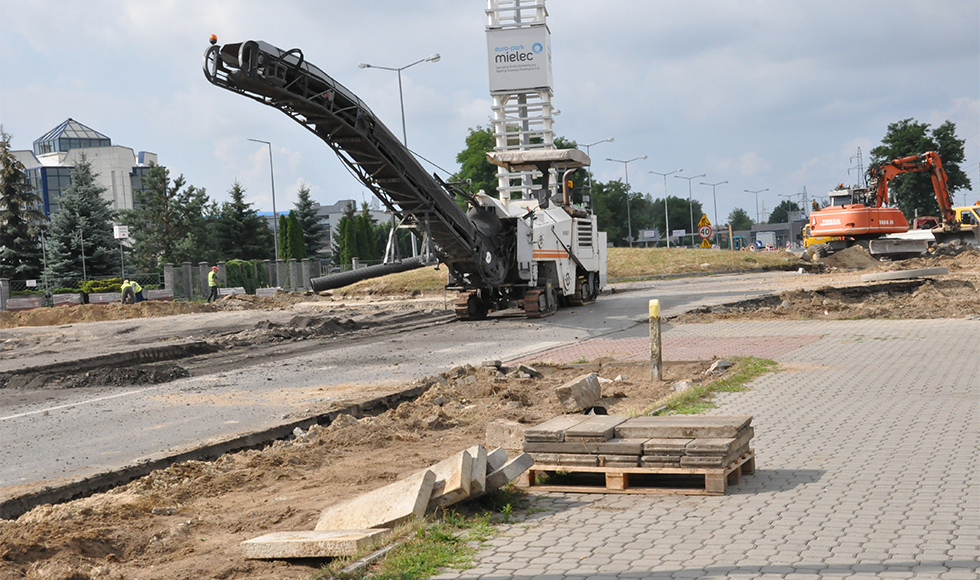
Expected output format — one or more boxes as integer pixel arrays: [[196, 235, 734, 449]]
[[310, 257, 427, 292]]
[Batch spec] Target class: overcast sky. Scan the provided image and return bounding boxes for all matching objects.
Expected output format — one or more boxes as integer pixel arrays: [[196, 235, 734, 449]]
[[2, 0, 977, 229]]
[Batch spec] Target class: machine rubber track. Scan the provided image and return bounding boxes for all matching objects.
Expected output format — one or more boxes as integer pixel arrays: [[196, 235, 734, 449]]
[[523, 288, 556, 319], [454, 290, 487, 321]]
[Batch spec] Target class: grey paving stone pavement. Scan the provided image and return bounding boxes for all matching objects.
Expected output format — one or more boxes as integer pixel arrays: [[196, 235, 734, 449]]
[[436, 319, 980, 580]]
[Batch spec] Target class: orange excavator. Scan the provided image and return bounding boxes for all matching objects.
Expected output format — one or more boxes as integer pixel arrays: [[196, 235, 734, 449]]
[[805, 151, 978, 259]]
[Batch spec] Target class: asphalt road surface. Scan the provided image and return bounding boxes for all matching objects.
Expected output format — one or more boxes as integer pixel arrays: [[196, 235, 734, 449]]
[[0, 272, 795, 493]]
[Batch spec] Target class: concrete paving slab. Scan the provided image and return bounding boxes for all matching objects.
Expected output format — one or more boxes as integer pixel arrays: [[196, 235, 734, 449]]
[[563, 415, 627, 441], [616, 415, 752, 438], [315, 469, 435, 531], [466, 444, 487, 497], [427, 449, 473, 510], [523, 415, 590, 442], [486, 453, 534, 491], [242, 529, 390, 559]]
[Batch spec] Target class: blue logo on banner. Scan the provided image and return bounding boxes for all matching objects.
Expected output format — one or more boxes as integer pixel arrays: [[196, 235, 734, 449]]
[[532, 43, 543, 53]]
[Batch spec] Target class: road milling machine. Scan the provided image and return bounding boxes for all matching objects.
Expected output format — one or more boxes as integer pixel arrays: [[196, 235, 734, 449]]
[[804, 151, 978, 259], [203, 39, 606, 320]]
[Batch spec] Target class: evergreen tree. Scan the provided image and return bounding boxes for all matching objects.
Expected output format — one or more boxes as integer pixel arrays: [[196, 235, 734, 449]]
[[278, 213, 291, 260], [0, 131, 45, 279], [355, 202, 376, 261], [215, 180, 275, 261], [287, 211, 306, 259], [768, 200, 801, 224], [332, 202, 358, 266], [121, 164, 212, 270], [294, 183, 326, 256], [870, 119, 971, 218], [44, 154, 117, 282]]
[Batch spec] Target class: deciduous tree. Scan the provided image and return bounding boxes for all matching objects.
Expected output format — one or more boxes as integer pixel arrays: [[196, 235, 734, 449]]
[[768, 200, 801, 224], [870, 119, 971, 218], [728, 208, 753, 231]]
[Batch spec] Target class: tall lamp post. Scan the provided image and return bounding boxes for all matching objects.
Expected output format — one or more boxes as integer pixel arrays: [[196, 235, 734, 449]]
[[675, 173, 705, 247], [700, 180, 727, 246], [649, 169, 683, 248], [582, 138, 613, 209], [358, 53, 441, 147], [606, 155, 647, 247], [248, 138, 279, 261], [745, 188, 769, 224]]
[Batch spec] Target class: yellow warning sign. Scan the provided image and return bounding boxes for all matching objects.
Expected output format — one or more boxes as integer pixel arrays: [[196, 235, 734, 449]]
[[700, 239, 711, 248], [697, 214, 711, 227]]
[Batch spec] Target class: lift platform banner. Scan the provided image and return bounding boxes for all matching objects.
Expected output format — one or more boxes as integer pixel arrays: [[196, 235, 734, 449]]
[[487, 24, 553, 93]]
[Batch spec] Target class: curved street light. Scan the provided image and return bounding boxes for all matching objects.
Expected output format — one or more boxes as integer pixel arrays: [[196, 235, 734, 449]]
[[649, 169, 683, 248], [606, 155, 647, 247], [358, 53, 441, 147]]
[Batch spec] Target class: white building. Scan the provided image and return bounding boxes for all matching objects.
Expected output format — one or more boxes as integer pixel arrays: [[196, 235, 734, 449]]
[[11, 119, 160, 217]]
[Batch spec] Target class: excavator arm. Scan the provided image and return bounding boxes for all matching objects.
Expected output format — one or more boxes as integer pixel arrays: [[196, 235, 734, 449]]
[[867, 151, 956, 226]]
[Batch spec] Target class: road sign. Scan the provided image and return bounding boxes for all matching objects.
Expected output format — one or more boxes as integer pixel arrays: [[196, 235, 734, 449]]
[[697, 214, 712, 240], [113, 225, 129, 239], [700, 239, 711, 248]]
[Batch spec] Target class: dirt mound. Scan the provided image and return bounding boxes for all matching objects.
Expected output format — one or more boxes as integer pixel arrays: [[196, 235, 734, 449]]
[[0, 292, 334, 330], [821, 244, 879, 269], [0, 359, 713, 580], [878, 244, 980, 272], [675, 277, 980, 321]]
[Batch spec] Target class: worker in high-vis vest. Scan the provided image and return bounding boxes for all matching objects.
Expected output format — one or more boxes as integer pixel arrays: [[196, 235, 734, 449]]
[[207, 266, 219, 303], [131, 280, 145, 302]]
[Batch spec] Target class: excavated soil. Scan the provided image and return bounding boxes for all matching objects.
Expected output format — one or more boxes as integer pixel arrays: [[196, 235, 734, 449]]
[[0, 291, 423, 330], [0, 360, 711, 580]]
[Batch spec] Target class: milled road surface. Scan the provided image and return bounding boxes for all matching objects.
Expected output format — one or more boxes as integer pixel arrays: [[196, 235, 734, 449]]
[[0, 272, 794, 497]]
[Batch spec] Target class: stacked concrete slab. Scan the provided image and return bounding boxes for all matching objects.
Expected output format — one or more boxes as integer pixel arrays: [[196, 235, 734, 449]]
[[243, 445, 533, 559], [523, 415, 753, 469]]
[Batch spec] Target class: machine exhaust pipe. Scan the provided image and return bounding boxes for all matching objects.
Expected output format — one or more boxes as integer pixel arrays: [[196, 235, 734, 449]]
[[310, 256, 427, 293]]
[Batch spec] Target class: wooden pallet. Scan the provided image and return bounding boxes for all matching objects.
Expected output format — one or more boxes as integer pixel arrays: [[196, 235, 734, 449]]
[[515, 450, 755, 496]]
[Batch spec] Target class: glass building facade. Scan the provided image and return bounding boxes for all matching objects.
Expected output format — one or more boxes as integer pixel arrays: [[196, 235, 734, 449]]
[[15, 119, 161, 218], [33, 119, 111, 155]]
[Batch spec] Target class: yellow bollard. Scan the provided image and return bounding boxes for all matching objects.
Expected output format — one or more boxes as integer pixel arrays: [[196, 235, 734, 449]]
[[649, 299, 662, 381]]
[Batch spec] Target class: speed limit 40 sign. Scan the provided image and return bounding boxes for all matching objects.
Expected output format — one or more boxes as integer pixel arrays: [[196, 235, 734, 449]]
[[697, 214, 712, 239]]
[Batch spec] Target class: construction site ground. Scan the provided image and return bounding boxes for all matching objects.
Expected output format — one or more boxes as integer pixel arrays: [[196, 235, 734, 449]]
[[1, 246, 978, 580]]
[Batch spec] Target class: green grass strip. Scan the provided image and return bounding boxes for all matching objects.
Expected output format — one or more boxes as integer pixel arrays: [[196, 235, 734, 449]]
[[644, 356, 778, 415], [316, 488, 527, 580]]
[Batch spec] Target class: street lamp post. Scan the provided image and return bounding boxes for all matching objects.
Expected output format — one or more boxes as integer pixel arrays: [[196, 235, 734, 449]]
[[358, 53, 441, 147], [649, 169, 683, 248], [700, 180, 728, 246], [675, 173, 705, 247], [582, 138, 613, 209], [248, 138, 279, 261], [745, 188, 769, 224], [606, 155, 647, 247]]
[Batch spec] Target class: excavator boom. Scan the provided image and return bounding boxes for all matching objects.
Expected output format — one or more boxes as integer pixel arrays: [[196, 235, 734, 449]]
[[868, 151, 955, 226]]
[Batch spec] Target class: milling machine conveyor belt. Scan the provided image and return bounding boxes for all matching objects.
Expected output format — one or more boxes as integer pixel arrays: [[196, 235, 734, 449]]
[[203, 40, 476, 263]]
